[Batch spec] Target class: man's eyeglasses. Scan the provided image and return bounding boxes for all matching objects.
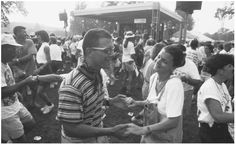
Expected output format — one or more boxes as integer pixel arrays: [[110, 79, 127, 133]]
[[91, 47, 114, 55]]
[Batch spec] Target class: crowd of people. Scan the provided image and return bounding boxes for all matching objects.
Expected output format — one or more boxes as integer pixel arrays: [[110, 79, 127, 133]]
[[1, 26, 234, 143]]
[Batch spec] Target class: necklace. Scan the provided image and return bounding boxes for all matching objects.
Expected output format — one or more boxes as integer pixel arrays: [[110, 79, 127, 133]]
[[213, 79, 230, 112], [155, 78, 168, 101]]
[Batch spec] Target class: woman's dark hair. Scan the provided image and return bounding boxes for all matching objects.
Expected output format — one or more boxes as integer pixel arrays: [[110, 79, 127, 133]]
[[164, 44, 186, 68], [190, 39, 199, 50], [35, 30, 49, 42], [82, 28, 112, 55], [151, 43, 166, 60], [204, 54, 234, 76]]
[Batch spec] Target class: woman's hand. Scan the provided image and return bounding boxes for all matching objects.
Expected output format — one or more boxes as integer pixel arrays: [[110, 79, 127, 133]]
[[124, 123, 147, 136]]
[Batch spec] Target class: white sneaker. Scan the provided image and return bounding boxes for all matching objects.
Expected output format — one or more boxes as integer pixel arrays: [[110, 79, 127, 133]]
[[42, 104, 54, 114], [40, 106, 47, 112]]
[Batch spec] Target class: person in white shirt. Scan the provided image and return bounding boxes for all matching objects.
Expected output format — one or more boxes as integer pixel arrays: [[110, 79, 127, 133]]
[[197, 54, 234, 143], [124, 44, 186, 143], [49, 36, 62, 73], [186, 39, 200, 67], [34, 30, 54, 114], [174, 44, 202, 116], [121, 31, 137, 95], [1, 34, 36, 142]]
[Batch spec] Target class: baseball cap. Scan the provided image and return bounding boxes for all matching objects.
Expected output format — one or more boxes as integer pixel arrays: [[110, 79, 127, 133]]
[[1, 33, 22, 46]]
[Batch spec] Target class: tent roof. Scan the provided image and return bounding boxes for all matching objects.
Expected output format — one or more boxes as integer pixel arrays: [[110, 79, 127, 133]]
[[172, 31, 215, 42], [72, 2, 183, 24]]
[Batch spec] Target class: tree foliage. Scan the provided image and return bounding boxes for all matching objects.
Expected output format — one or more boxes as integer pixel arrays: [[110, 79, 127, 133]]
[[215, 2, 234, 20], [214, 2, 234, 32], [1, 1, 27, 27]]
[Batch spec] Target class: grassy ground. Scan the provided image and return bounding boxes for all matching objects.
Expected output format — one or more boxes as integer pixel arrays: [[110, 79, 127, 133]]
[[24, 70, 200, 143]]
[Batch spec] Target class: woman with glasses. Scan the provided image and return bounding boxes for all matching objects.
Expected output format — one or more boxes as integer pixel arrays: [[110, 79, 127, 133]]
[[197, 54, 234, 143]]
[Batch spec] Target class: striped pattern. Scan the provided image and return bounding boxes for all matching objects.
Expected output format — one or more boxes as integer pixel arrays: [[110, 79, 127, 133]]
[[57, 69, 105, 126]]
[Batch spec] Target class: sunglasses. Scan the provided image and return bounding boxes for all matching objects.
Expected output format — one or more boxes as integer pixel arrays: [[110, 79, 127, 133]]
[[91, 47, 114, 55]]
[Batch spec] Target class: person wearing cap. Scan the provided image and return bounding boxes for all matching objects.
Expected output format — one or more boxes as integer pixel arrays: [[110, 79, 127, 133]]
[[57, 28, 130, 143], [120, 31, 136, 95], [1, 34, 36, 142]]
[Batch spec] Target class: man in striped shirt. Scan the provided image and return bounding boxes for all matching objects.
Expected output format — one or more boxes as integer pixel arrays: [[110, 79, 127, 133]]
[[57, 28, 129, 143]]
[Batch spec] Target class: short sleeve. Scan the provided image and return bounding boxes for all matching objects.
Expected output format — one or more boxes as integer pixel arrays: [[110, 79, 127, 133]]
[[199, 83, 221, 103], [165, 78, 184, 118], [57, 84, 84, 124], [188, 60, 201, 80]]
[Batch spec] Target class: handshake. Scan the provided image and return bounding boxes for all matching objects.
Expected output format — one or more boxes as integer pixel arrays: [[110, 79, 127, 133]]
[[110, 123, 149, 138]]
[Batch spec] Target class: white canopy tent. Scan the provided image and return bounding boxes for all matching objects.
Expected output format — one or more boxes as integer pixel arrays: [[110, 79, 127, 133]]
[[171, 30, 214, 42]]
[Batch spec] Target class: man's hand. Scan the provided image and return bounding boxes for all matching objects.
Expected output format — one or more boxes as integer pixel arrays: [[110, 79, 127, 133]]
[[109, 94, 129, 110]]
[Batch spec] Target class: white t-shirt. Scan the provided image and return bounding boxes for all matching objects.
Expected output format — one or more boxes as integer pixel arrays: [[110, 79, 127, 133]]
[[197, 78, 232, 127], [174, 58, 201, 91], [36, 42, 50, 64], [50, 44, 62, 61], [1, 63, 21, 120], [122, 41, 135, 62], [147, 73, 184, 118]]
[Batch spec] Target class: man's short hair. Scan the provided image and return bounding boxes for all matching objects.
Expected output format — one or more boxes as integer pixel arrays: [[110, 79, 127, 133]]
[[13, 26, 26, 35], [82, 28, 112, 55]]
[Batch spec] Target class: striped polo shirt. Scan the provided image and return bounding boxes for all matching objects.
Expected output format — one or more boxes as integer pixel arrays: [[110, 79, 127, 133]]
[[57, 68, 105, 128]]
